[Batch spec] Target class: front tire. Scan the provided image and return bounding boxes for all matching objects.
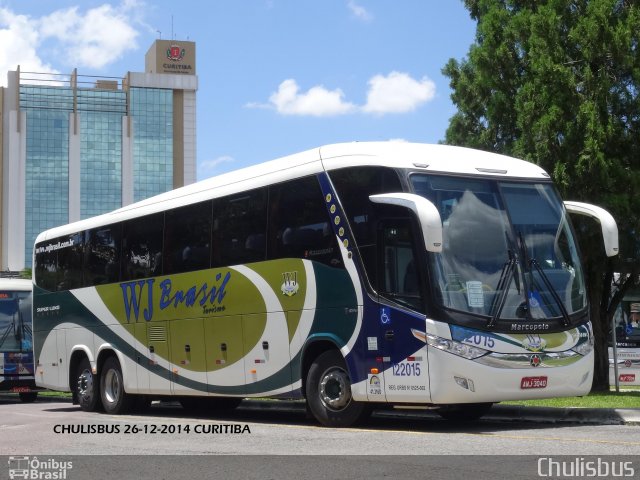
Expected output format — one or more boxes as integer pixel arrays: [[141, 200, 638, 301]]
[[76, 357, 100, 412], [306, 350, 371, 427], [100, 356, 134, 414]]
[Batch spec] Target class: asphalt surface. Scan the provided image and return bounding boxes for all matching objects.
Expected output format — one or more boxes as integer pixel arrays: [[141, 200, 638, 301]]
[[17, 393, 640, 426]]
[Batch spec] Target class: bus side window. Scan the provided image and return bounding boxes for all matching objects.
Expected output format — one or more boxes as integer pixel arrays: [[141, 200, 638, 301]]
[[379, 220, 424, 313], [34, 233, 84, 292], [85, 224, 122, 286], [329, 167, 402, 286], [164, 200, 212, 275], [121, 214, 164, 281], [34, 243, 57, 292], [55, 233, 84, 290], [268, 176, 342, 268], [212, 188, 267, 267]]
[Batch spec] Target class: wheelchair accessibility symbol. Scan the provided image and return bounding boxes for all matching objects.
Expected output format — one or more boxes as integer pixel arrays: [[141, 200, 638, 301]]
[[380, 308, 391, 325]]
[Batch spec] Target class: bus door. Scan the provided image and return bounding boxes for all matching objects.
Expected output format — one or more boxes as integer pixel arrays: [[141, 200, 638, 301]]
[[169, 318, 208, 395], [377, 219, 430, 403]]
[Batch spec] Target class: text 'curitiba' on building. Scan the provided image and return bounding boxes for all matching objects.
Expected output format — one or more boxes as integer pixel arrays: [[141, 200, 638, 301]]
[[0, 40, 198, 270]]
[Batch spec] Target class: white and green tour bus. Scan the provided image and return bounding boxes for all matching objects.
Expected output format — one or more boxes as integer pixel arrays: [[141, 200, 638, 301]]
[[33, 142, 618, 427]]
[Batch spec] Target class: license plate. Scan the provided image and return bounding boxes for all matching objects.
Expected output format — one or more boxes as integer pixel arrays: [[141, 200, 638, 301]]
[[619, 374, 636, 382], [10, 386, 30, 393], [520, 376, 547, 389]]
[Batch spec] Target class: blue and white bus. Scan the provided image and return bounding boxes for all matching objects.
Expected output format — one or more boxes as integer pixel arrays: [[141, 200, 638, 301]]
[[32, 142, 618, 426], [0, 276, 38, 402]]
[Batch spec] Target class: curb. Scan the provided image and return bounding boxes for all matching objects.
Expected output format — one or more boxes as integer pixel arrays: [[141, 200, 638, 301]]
[[5, 394, 639, 425], [486, 404, 640, 426]]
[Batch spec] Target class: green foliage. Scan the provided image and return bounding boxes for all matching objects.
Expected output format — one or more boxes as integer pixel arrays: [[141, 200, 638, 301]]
[[444, 0, 639, 233]]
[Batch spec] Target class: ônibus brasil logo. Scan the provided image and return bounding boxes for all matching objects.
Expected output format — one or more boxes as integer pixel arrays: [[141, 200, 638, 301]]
[[166, 44, 185, 62]]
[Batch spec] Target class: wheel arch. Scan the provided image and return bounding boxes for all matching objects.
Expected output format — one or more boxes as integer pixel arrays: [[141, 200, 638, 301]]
[[68, 346, 94, 394], [300, 336, 343, 398]]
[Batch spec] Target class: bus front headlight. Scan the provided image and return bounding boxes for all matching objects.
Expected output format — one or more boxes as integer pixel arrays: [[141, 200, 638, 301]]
[[426, 333, 489, 360]]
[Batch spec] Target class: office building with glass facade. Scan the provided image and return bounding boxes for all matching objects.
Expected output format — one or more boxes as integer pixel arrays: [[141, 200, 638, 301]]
[[0, 40, 197, 269]]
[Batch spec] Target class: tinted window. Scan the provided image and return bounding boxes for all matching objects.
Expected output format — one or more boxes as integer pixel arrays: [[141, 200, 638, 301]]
[[329, 167, 402, 284], [35, 243, 59, 292], [122, 214, 164, 280], [55, 233, 84, 290], [85, 224, 122, 286], [34, 234, 84, 291], [269, 176, 343, 268], [164, 201, 212, 274], [212, 188, 267, 267], [380, 221, 423, 312]]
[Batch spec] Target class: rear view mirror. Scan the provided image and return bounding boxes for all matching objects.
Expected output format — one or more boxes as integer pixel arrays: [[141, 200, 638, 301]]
[[564, 201, 619, 257], [369, 193, 443, 252]]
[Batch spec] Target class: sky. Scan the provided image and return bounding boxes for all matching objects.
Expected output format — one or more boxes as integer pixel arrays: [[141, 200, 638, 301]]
[[0, 0, 477, 180]]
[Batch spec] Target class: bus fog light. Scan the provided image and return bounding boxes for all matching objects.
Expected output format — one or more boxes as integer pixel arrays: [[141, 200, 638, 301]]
[[454, 376, 475, 392]]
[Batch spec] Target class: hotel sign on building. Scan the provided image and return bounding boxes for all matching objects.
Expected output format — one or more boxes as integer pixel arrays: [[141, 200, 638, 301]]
[[145, 40, 196, 75]]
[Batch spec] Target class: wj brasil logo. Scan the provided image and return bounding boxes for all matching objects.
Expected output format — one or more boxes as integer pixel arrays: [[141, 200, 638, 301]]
[[281, 271, 299, 297], [522, 334, 547, 352], [166, 44, 185, 61]]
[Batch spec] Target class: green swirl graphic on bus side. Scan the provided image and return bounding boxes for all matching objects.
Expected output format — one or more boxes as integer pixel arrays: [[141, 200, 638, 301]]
[[94, 259, 315, 374]]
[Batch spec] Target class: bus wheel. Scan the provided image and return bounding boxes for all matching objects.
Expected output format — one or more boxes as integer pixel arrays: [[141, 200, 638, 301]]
[[19, 392, 38, 403], [76, 357, 100, 412], [436, 403, 493, 422], [306, 350, 371, 427], [100, 356, 133, 414]]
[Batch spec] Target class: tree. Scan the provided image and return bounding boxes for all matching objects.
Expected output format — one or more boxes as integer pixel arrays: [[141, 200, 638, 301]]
[[443, 0, 640, 390]]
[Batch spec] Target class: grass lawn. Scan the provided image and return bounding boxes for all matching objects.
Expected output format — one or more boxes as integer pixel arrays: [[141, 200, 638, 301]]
[[503, 389, 640, 409], [38, 390, 72, 398]]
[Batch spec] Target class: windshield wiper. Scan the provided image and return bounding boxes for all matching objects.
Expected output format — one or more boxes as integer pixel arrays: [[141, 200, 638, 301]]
[[529, 258, 570, 327], [487, 251, 518, 328], [517, 232, 571, 327]]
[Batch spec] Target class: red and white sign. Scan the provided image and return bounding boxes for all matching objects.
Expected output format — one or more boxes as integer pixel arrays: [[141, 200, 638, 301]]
[[619, 374, 636, 382]]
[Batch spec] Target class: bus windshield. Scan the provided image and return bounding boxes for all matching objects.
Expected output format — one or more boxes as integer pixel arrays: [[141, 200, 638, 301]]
[[0, 290, 32, 352], [411, 174, 586, 323]]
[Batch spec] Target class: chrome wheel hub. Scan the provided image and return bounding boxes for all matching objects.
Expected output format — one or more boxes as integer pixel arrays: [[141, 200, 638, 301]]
[[319, 367, 352, 411]]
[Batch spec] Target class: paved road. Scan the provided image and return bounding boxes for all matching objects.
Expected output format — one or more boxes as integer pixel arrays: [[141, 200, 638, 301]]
[[1, 398, 640, 479]]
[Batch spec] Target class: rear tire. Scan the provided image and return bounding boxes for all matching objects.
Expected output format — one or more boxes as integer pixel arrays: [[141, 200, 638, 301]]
[[100, 356, 134, 414], [76, 357, 100, 412], [306, 350, 371, 427], [436, 403, 493, 422], [19, 392, 38, 403]]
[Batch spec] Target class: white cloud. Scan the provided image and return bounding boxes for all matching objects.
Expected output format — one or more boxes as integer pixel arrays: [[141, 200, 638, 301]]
[[0, 2, 141, 86], [347, 1, 373, 22], [250, 72, 436, 117], [0, 8, 60, 84], [198, 155, 236, 178], [268, 79, 356, 117], [39, 4, 139, 69], [363, 71, 436, 115]]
